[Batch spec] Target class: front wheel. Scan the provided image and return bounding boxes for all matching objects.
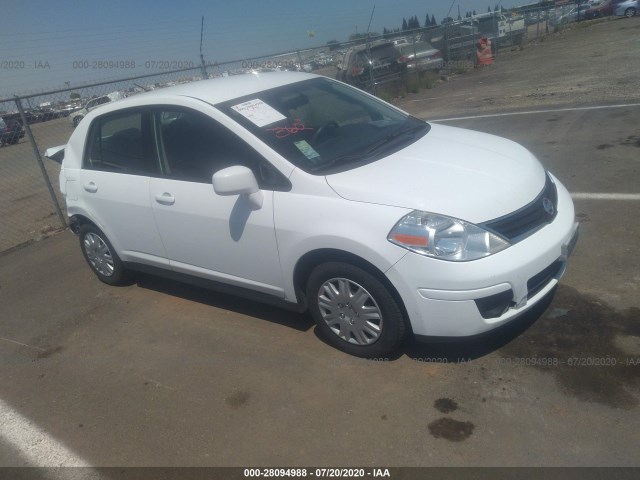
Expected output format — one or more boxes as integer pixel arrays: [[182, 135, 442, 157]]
[[625, 8, 636, 17], [79, 224, 130, 286], [306, 262, 407, 357]]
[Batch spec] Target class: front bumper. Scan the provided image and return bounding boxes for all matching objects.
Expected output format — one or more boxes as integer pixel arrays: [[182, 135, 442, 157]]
[[385, 177, 578, 338]]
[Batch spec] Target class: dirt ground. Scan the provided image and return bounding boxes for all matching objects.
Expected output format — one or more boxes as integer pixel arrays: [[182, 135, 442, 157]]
[[398, 17, 640, 119]]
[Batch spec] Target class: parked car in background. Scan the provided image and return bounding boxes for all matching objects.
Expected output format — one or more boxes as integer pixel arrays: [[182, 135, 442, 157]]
[[397, 42, 443, 72], [337, 41, 406, 90], [549, 5, 589, 25], [0, 117, 26, 146], [45, 72, 578, 357], [30, 107, 60, 122], [585, 0, 618, 18], [615, 0, 638, 16], [71, 91, 123, 127], [392, 38, 410, 46], [57, 104, 82, 117]]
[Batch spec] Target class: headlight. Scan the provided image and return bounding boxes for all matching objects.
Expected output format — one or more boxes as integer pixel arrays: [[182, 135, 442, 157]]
[[388, 211, 510, 261]]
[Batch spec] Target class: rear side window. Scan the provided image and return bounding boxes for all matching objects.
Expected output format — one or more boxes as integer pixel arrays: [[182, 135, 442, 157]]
[[84, 110, 155, 175]]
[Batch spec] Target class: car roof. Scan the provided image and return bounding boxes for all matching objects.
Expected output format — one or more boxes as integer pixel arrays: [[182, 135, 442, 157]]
[[346, 41, 395, 54], [116, 71, 318, 108]]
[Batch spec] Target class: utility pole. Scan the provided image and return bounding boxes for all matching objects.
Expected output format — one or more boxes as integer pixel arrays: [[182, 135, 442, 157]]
[[200, 16, 208, 79], [365, 5, 376, 94]]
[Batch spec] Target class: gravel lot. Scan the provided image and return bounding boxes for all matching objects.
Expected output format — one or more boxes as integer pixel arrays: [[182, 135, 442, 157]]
[[398, 17, 640, 118]]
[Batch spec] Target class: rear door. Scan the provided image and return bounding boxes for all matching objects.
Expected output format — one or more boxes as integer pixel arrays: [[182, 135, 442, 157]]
[[79, 109, 168, 267]]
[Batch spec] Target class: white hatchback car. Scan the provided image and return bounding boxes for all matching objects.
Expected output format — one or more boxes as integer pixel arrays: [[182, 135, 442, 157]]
[[47, 72, 578, 357]]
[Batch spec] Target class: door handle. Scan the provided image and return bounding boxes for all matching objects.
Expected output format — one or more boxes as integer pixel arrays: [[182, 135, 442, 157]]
[[83, 182, 98, 193], [155, 192, 175, 205]]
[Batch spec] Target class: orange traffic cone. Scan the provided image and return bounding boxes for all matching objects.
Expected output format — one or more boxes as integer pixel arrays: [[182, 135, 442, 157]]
[[476, 37, 494, 66]]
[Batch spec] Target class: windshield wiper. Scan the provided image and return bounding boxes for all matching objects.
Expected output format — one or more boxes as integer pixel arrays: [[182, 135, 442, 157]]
[[311, 121, 428, 172]]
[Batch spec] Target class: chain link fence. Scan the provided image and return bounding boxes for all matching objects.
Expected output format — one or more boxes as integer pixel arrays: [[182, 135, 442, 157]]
[[0, 0, 598, 253]]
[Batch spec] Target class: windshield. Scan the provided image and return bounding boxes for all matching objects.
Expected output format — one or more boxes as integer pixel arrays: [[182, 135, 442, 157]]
[[216, 77, 429, 174]]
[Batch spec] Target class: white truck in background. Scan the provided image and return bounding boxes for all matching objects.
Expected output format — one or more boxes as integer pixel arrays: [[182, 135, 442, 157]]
[[470, 12, 527, 46]]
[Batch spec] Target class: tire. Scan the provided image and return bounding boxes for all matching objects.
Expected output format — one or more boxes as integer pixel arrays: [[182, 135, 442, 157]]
[[79, 224, 129, 286], [625, 8, 636, 18], [306, 262, 407, 358], [72, 115, 83, 127]]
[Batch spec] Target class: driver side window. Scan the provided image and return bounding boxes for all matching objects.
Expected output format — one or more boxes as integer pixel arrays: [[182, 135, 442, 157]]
[[153, 108, 289, 190]]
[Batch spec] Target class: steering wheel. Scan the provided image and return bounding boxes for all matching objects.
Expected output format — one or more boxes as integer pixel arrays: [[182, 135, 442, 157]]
[[311, 121, 340, 145]]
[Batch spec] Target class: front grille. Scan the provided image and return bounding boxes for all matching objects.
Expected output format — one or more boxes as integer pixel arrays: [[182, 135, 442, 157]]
[[482, 174, 558, 242], [527, 261, 563, 299]]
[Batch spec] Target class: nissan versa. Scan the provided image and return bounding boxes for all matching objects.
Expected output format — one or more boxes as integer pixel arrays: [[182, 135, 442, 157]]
[[45, 72, 579, 357]]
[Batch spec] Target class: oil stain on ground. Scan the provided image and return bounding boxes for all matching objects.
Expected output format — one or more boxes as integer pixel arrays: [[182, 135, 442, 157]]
[[225, 390, 250, 409], [434, 398, 458, 414], [619, 135, 640, 148], [35, 345, 64, 359], [500, 285, 640, 409], [428, 418, 474, 442]]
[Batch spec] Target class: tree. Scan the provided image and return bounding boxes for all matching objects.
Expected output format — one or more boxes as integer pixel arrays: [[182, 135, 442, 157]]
[[431, 14, 436, 26], [402, 18, 408, 30], [488, 6, 492, 13], [70, 92, 80, 100], [326, 40, 340, 51], [473, 10, 477, 15]]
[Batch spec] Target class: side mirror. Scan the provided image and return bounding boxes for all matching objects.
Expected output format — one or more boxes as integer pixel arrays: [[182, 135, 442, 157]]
[[213, 166, 263, 209], [44, 145, 66, 164]]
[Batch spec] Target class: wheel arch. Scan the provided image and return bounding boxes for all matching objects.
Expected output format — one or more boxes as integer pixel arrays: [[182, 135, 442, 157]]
[[68, 213, 98, 234], [292, 248, 413, 335]]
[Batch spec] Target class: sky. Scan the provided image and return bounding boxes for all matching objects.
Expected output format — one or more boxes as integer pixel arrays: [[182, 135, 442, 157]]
[[0, 0, 525, 99]]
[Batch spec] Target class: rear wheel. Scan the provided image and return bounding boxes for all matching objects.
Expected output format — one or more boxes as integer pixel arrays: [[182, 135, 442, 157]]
[[79, 224, 129, 286], [625, 8, 636, 17], [306, 262, 407, 357]]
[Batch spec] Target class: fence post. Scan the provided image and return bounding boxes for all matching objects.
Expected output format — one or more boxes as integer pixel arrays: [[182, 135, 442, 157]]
[[14, 97, 67, 229]]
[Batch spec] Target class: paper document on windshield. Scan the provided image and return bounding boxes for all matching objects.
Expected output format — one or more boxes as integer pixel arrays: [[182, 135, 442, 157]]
[[231, 99, 286, 127]]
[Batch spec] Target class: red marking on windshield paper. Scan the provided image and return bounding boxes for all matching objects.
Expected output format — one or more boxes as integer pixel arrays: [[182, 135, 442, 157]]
[[267, 119, 313, 139]]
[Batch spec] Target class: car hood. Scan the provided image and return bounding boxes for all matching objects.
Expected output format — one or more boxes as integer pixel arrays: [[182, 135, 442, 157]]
[[324, 123, 546, 224]]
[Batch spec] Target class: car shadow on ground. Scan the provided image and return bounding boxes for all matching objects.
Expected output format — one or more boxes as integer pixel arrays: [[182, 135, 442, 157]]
[[134, 272, 315, 332], [134, 270, 556, 360]]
